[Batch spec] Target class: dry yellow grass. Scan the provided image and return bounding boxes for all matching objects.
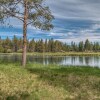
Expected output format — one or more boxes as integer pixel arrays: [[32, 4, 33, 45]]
[[0, 64, 71, 100]]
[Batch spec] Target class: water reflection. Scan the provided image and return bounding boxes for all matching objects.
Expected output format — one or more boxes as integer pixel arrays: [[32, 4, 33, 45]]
[[0, 54, 100, 67]]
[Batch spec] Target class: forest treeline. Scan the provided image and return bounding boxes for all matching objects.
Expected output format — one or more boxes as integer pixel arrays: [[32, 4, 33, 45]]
[[0, 36, 100, 53]]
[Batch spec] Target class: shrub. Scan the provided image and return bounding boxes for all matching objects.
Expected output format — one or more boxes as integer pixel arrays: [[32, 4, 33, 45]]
[[17, 49, 23, 53], [7, 49, 12, 53]]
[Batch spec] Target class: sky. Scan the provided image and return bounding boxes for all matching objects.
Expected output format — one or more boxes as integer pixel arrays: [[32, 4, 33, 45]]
[[0, 0, 100, 43]]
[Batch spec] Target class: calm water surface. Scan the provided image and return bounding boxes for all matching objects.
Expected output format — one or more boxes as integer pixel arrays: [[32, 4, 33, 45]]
[[0, 54, 100, 67]]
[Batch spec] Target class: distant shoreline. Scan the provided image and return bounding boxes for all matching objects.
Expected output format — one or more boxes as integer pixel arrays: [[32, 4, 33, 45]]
[[0, 52, 100, 56]]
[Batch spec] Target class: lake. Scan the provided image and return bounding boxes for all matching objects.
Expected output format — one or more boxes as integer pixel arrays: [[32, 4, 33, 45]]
[[0, 54, 100, 67]]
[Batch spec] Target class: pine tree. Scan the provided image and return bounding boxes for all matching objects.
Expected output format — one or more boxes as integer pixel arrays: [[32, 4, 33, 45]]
[[13, 35, 18, 52], [0, 37, 4, 52], [79, 41, 84, 52], [44, 39, 48, 52], [84, 39, 90, 51], [28, 38, 35, 52], [0, 0, 54, 66]]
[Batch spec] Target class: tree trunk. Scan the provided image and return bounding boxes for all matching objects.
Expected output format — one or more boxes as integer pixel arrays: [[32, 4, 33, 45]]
[[22, 1, 28, 67]]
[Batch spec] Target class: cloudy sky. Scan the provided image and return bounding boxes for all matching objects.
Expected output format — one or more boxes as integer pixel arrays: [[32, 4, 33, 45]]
[[0, 0, 100, 43]]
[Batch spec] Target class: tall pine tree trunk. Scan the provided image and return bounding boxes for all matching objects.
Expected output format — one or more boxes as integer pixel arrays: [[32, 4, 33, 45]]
[[22, 1, 28, 67]]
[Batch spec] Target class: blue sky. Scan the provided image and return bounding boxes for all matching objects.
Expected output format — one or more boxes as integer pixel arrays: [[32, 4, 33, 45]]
[[0, 0, 100, 43]]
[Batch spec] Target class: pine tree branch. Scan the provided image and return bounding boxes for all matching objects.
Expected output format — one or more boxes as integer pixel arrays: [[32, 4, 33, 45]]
[[0, 4, 24, 21]]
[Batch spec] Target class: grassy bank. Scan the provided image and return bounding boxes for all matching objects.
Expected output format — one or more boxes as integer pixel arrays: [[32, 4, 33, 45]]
[[0, 63, 100, 100], [1, 52, 100, 56], [30, 52, 100, 56]]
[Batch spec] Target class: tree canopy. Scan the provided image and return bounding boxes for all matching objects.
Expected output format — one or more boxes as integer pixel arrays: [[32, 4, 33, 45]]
[[0, 0, 54, 30], [0, 37, 100, 53]]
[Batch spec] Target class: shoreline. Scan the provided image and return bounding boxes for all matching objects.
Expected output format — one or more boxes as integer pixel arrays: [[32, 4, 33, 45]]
[[0, 52, 100, 56]]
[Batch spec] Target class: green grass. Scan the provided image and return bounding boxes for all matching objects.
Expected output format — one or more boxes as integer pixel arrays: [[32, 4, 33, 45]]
[[29, 52, 100, 56], [1, 52, 100, 56], [0, 63, 100, 100]]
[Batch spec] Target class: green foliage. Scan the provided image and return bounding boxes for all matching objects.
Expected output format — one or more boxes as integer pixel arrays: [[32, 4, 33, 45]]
[[17, 49, 23, 53], [0, 0, 54, 30], [79, 41, 84, 52], [0, 36, 100, 53], [84, 39, 90, 51], [7, 49, 12, 53], [12, 35, 19, 52], [28, 38, 35, 52]]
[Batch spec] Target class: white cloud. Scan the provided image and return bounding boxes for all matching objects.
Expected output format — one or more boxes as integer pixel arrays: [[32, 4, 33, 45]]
[[57, 36, 100, 43], [1, 0, 100, 42], [46, 0, 100, 21]]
